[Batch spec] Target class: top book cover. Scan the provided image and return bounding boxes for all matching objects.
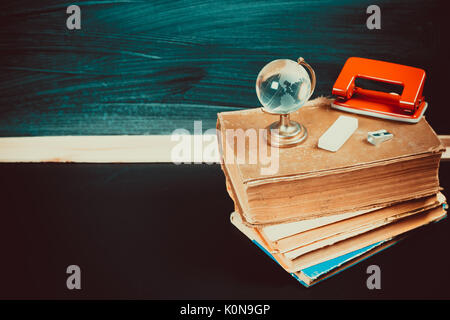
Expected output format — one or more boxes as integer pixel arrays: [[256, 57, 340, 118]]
[[217, 99, 444, 184]]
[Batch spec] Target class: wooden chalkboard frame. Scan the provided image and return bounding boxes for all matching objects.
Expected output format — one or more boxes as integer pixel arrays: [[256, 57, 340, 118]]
[[0, 134, 448, 163]]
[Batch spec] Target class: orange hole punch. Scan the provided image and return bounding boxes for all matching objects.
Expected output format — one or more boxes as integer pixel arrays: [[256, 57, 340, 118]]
[[331, 57, 428, 123]]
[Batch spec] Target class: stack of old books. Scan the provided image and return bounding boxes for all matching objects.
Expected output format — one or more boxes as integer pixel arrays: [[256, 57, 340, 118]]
[[217, 98, 447, 287]]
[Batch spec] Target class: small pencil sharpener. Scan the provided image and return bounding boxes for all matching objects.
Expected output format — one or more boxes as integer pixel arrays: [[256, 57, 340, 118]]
[[367, 129, 393, 146]]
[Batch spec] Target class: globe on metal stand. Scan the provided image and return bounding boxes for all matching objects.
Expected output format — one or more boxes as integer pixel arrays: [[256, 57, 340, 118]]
[[256, 57, 316, 148]]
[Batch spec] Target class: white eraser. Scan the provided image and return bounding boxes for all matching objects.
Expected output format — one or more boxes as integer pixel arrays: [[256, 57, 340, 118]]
[[318, 116, 358, 152]]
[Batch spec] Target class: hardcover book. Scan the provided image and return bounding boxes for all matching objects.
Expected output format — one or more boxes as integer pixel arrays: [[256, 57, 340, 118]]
[[217, 98, 444, 224]]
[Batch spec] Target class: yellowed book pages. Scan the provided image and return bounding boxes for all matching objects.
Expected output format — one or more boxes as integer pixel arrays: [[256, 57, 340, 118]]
[[230, 210, 402, 287], [230, 205, 447, 273], [284, 206, 446, 272], [218, 98, 444, 224], [272, 193, 445, 254]]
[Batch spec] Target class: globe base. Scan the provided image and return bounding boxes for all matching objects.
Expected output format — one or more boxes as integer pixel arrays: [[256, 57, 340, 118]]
[[265, 114, 308, 148]]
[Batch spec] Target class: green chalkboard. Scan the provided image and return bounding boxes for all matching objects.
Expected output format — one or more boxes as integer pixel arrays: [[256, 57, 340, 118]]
[[0, 0, 448, 135]]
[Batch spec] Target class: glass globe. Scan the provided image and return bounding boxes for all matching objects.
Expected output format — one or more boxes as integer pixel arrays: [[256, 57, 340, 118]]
[[256, 59, 311, 115]]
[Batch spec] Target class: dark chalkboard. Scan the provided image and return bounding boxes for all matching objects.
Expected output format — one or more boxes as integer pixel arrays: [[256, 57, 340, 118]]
[[1, 162, 450, 298], [0, 0, 448, 136]]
